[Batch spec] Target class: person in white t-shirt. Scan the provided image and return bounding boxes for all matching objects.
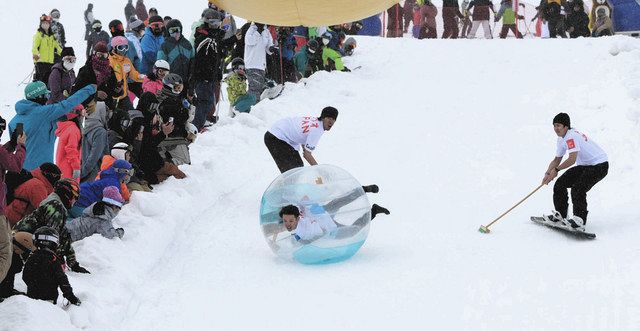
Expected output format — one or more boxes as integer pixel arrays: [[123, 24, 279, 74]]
[[264, 106, 338, 173], [541, 113, 609, 231]]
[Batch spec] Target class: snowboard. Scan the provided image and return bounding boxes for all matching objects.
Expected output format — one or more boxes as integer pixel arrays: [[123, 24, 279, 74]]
[[260, 84, 285, 100], [530, 216, 596, 239]]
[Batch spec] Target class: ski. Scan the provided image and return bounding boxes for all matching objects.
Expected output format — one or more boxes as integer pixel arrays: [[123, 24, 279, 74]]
[[530, 216, 596, 239]]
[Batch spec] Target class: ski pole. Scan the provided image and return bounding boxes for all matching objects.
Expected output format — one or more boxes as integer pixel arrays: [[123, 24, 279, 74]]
[[479, 183, 544, 233], [18, 68, 35, 86]]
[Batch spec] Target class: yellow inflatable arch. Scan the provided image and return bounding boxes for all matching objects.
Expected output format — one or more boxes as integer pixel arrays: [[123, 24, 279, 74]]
[[210, 0, 397, 26]]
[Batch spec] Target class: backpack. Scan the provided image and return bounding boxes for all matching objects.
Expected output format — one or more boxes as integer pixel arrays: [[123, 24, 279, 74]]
[[5, 169, 34, 204]]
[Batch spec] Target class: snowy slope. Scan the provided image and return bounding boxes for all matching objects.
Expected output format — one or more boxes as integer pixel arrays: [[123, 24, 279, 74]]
[[1, 1, 640, 330]]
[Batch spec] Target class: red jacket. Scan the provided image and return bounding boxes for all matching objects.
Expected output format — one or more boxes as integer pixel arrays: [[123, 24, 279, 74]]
[[5, 168, 54, 227], [55, 121, 82, 180]]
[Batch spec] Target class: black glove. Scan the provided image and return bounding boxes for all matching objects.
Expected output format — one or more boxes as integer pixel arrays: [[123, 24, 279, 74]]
[[115, 228, 125, 238], [342, 67, 351, 72], [65, 293, 82, 306], [70, 264, 91, 274]]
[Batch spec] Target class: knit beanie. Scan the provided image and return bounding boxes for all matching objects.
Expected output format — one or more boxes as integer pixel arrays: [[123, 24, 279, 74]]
[[94, 41, 108, 53], [319, 106, 339, 120], [102, 186, 125, 208], [39, 162, 62, 186], [553, 113, 571, 128], [61, 47, 75, 58]]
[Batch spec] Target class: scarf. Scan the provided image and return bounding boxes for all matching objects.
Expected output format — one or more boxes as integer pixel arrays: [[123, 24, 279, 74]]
[[91, 55, 112, 86]]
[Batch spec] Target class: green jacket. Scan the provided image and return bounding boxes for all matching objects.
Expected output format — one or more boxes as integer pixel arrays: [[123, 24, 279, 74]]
[[293, 46, 309, 75], [32, 30, 62, 64], [322, 47, 344, 71], [14, 193, 78, 267], [224, 73, 247, 105]]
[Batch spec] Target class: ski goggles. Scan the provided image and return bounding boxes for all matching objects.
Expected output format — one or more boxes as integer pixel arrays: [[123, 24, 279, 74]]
[[168, 26, 181, 35], [115, 44, 129, 53], [206, 18, 222, 27], [95, 51, 109, 59], [92, 22, 102, 29], [171, 83, 184, 94], [115, 167, 135, 178], [50, 11, 60, 19]]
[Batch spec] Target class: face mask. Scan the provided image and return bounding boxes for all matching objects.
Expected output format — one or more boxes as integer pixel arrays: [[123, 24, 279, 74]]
[[171, 32, 180, 40], [94, 27, 101, 33], [63, 60, 75, 71], [41, 23, 50, 30]]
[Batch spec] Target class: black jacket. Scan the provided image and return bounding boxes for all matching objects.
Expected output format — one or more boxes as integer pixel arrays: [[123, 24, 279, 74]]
[[191, 25, 236, 83], [566, 11, 590, 38], [22, 248, 75, 303], [72, 57, 118, 108]]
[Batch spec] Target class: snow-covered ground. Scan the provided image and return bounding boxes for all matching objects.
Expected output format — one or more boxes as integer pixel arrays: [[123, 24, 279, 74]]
[[1, 1, 640, 330]]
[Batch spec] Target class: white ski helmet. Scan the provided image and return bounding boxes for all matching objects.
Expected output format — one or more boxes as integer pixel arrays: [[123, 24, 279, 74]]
[[153, 59, 170, 72]]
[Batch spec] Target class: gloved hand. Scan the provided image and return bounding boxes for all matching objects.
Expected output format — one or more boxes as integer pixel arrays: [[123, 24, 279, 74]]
[[65, 293, 82, 306], [72, 170, 81, 179], [33, 54, 40, 61], [342, 67, 351, 72], [70, 264, 91, 274], [115, 228, 125, 238], [97, 90, 108, 100]]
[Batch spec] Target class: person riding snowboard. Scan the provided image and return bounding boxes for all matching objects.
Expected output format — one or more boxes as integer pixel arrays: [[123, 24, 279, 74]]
[[541, 113, 609, 231]]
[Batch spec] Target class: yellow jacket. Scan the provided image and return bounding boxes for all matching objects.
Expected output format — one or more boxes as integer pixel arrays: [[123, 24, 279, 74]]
[[32, 30, 61, 64], [109, 53, 143, 101]]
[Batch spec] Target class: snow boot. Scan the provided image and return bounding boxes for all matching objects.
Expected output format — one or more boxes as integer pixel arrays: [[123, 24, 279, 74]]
[[563, 216, 586, 232], [371, 204, 390, 220], [362, 184, 379, 193], [543, 210, 565, 224]]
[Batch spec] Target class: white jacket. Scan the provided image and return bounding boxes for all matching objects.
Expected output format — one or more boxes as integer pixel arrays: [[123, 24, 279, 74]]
[[244, 23, 273, 70]]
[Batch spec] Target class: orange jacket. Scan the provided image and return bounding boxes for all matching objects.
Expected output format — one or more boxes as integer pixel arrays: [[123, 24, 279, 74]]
[[109, 53, 144, 101]]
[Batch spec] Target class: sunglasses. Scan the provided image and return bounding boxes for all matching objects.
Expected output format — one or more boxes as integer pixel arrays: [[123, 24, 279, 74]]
[[168, 26, 181, 34], [95, 52, 109, 59], [115, 44, 129, 53], [150, 22, 164, 29]]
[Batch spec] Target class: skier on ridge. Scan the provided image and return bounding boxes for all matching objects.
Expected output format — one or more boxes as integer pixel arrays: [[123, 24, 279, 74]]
[[540, 113, 609, 232]]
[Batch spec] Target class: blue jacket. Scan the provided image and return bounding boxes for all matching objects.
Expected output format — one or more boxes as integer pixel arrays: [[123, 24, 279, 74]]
[[140, 27, 165, 74], [158, 36, 194, 84], [9, 85, 95, 171], [76, 167, 125, 209], [359, 15, 382, 36]]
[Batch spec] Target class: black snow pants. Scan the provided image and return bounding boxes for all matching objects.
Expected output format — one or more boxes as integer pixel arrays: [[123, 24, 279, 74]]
[[553, 162, 608, 222], [264, 132, 303, 173]]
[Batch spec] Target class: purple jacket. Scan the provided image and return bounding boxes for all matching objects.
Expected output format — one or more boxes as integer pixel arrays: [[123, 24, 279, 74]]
[[0, 143, 26, 215], [47, 63, 77, 104]]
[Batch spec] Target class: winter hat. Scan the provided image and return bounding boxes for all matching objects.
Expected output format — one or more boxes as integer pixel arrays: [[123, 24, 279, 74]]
[[61, 47, 75, 58], [102, 186, 125, 208], [111, 142, 130, 160], [111, 36, 128, 48], [39, 162, 62, 186], [129, 17, 144, 31], [25, 81, 50, 100], [319, 106, 339, 120], [166, 19, 183, 32], [94, 41, 108, 53], [553, 113, 571, 128], [109, 19, 125, 35], [149, 15, 163, 25], [92, 20, 102, 29], [54, 178, 80, 209]]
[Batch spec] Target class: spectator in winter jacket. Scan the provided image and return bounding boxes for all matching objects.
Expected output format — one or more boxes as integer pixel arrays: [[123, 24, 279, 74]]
[[97, 143, 133, 201], [412, 3, 426, 38], [592, 8, 613, 37], [191, 10, 236, 129], [6, 163, 60, 227], [495, 0, 524, 38], [70, 160, 132, 218], [136, 0, 149, 22], [109, 36, 145, 110], [537, 0, 566, 38], [55, 108, 84, 181], [225, 58, 256, 114], [86, 20, 111, 58], [47, 47, 77, 104], [158, 19, 195, 89], [142, 60, 169, 95], [442, 0, 465, 38], [74, 42, 118, 110], [322, 45, 348, 72], [14, 179, 89, 274], [566, 3, 590, 38], [84, 3, 94, 42], [22, 227, 81, 306], [421, 1, 439, 39], [66, 186, 124, 241], [386, 3, 404, 37], [125, 0, 136, 22], [49, 9, 66, 48], [244, 22, 274, 110], [0, 119, 26, 282], [139, 111, 186, 184], [126, 18, 146, 71], [404, 0, 417, 32], [140, 15, 166, 75], [467, 0, 495, 39], [10, 82, 95, 171], [33, 15, 62, 86], [293, 39, 323, 78], [109, 20, 142, 76], [81, 102, 109, 183]]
